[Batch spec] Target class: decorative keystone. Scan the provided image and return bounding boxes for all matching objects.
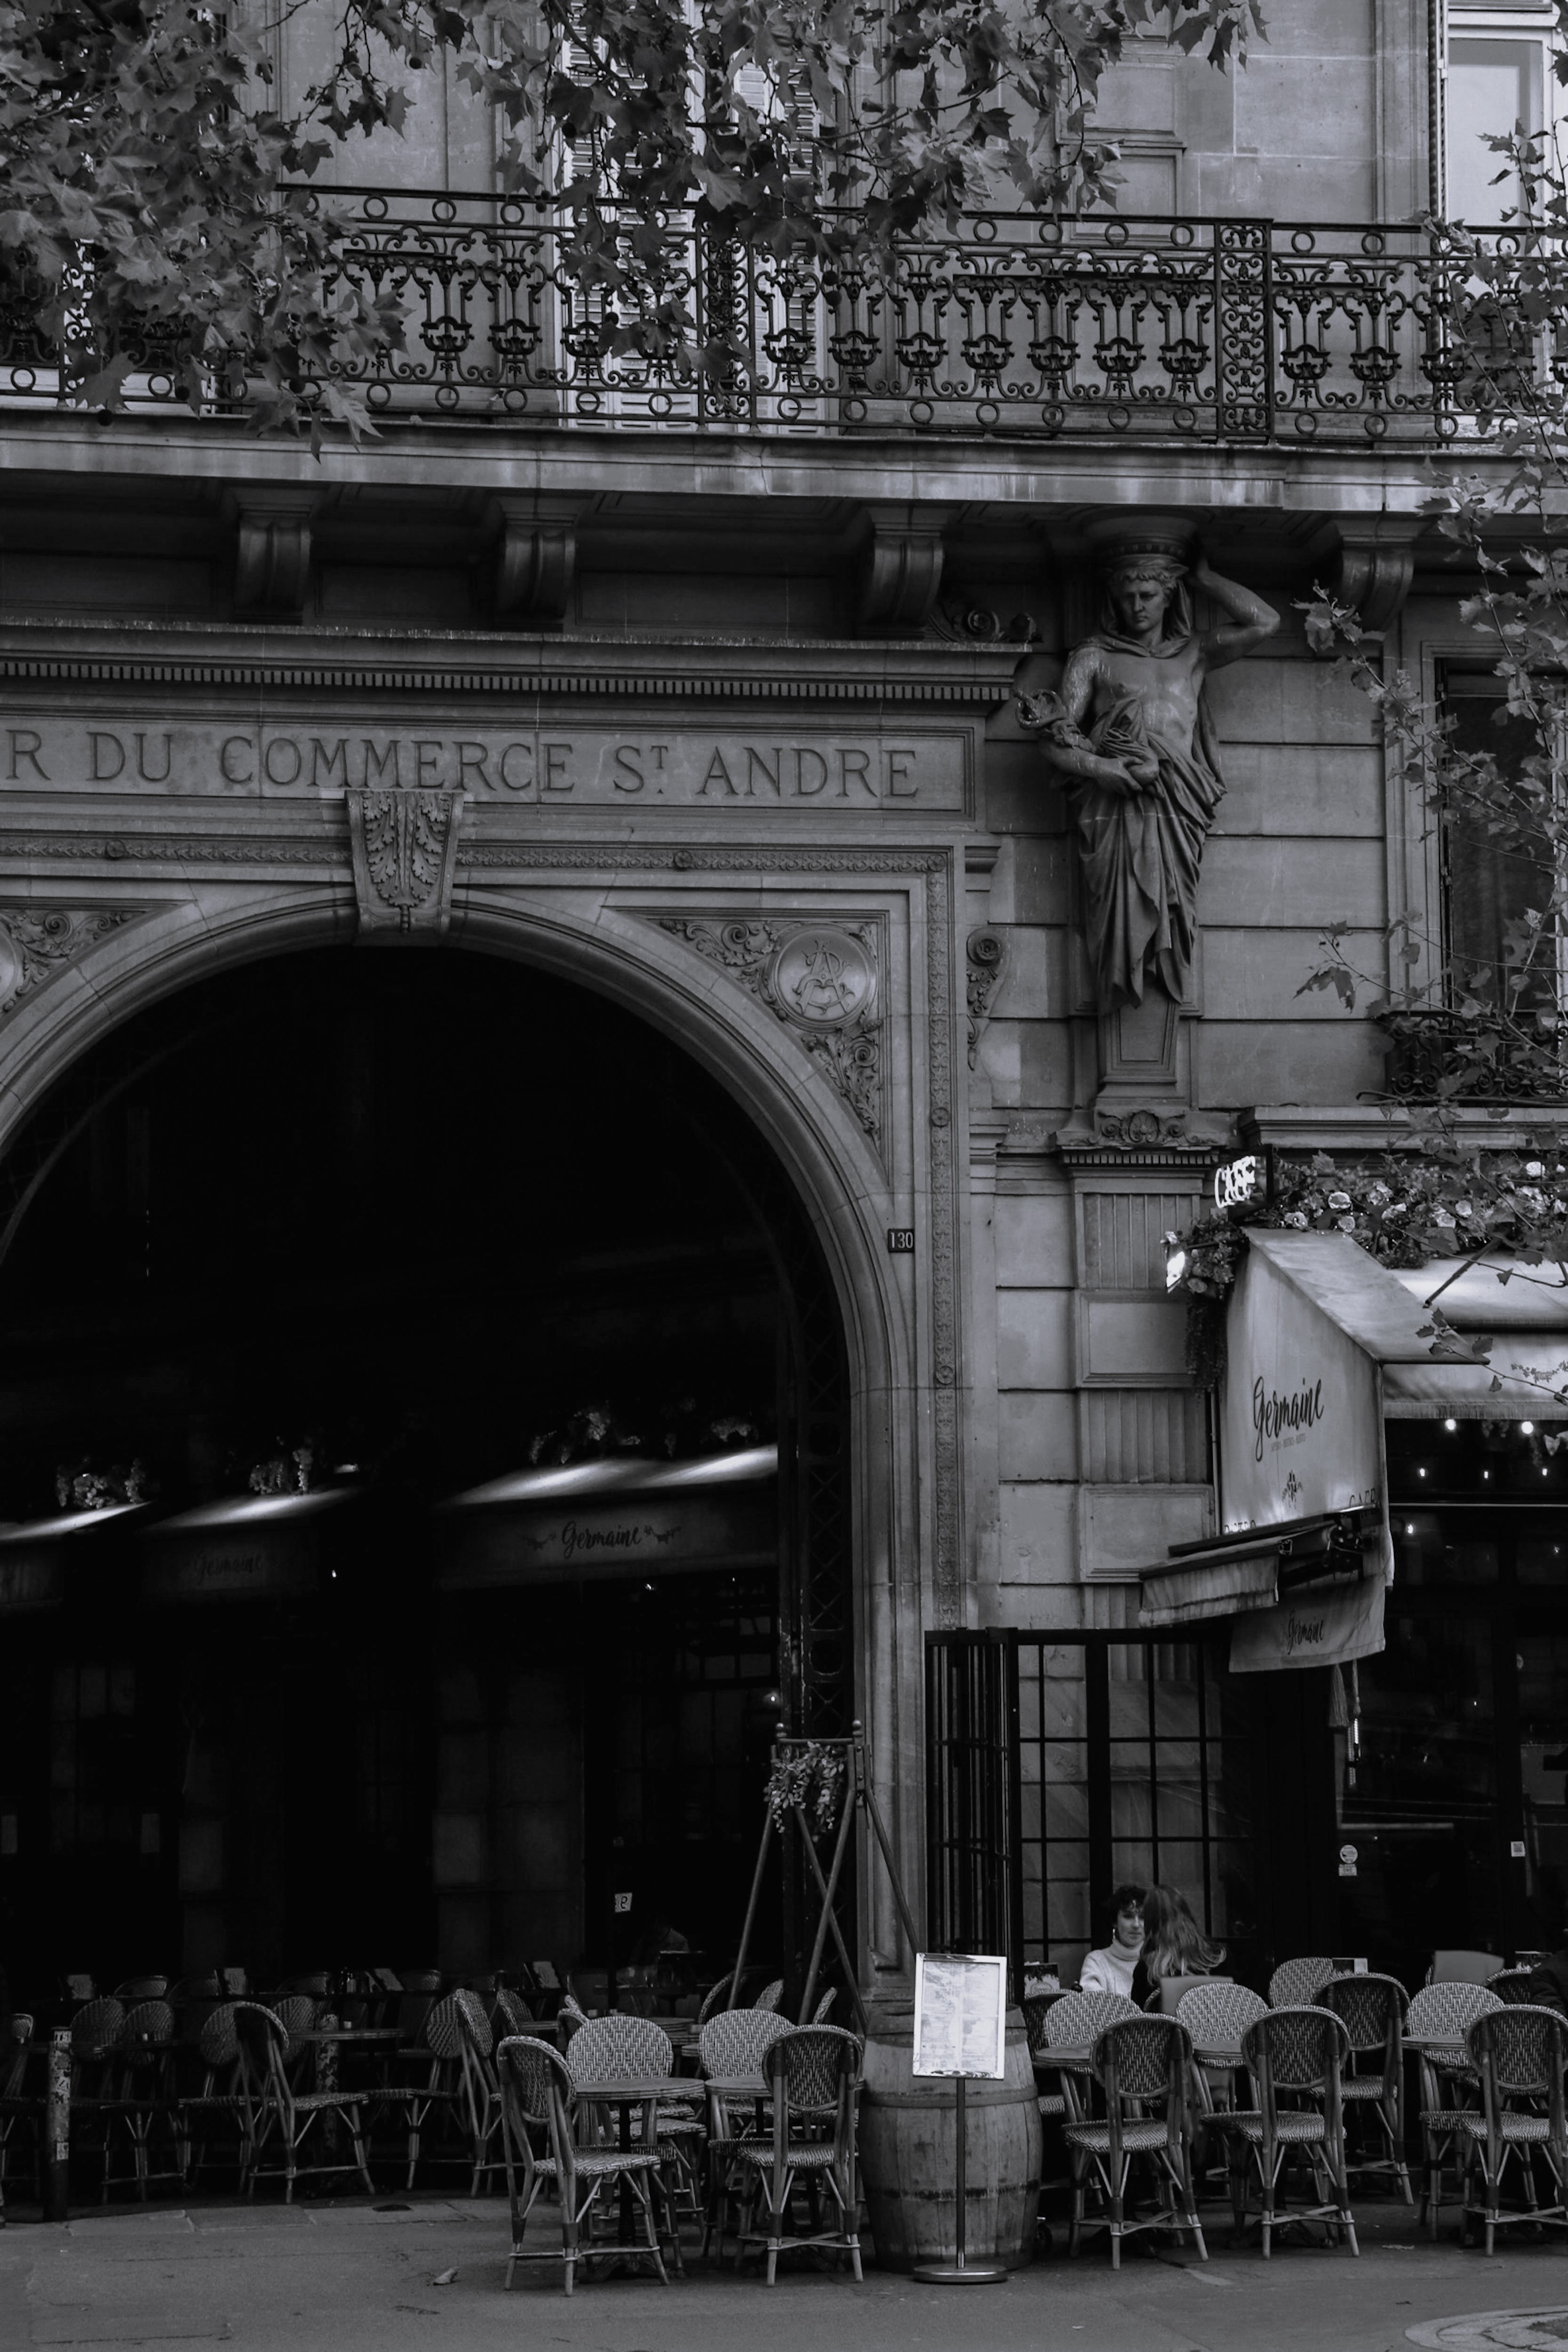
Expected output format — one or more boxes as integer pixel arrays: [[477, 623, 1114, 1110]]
[[346, 790, 465, 937]]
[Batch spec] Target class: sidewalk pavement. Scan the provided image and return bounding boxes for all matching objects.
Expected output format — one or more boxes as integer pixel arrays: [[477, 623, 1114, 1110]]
[[2, 2194, 1568, 2352]]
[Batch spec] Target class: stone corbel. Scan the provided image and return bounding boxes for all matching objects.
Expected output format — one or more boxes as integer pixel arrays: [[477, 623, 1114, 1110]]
[[852, 502, 955, 636], [488, 493, 590, 629], [965, 927, 1008, 1068], [230, 492, 318, 622], [1324, 517, 1424, 639]]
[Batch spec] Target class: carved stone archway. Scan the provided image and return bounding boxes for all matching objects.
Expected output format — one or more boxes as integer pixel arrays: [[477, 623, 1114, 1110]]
[[0, 875, 933, 1979]]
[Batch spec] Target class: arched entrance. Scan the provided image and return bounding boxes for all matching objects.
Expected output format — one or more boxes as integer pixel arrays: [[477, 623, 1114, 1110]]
[[0, 945, 857, 2003]]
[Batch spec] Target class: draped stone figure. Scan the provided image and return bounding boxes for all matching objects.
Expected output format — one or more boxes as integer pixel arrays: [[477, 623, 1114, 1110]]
[[1019, 536, 1279, 1015]]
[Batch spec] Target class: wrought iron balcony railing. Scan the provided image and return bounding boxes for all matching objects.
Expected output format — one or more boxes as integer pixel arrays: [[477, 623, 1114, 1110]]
[[1381, 1008, 1568, 1103], [0, 192, 1554, 442]]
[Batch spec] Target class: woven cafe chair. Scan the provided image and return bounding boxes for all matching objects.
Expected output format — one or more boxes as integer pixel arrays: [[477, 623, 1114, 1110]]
[[100, 2000, 183, 2202], [236, 2002, 374, 2201], [697, 1970, 769, 2026], [755, 1981, 785, 2013], [732, 2026, 863, 2285], [372, 1994, 465, 2188], [1320, 1973, 1412, 2202], [493, 1986, 535, 2041], [450, 1987, 509, 2195], [1406, 1981, 1503, 2239], [1176, 1982, 1269, 2171], [175, 2002, 260, 2188], [810, 1988, 837, 2024], [1267, 1958, 1334, 2010], [390, 1971, 443, 2051], [1044, 1990, 1139, 2124], [1212, 2007, 1359, 2258], [0, 2011, 46, 2205], [65, 1998, 128, 2195], [1486, 1968, 1536, 2006], [271, 1995, 320, 2091], [1022, 1995, 1066, 2121], [698, 2008, 791, 2259], [1064, 2016, 1207, 2269], [568, 2013, 700, 2246], [1459, 2005, 1568, 2256], [498, 2034, 668, 2294]]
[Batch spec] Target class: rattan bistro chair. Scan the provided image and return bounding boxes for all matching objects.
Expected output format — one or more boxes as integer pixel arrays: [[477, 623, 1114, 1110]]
[[1406, 1980, 1502, 2240], [1320, 1973, 1412, 2202], [237, 2002, 375, 2202], [373, 1994, 465, 2187], [175, 2002, 259, 2189], [733, 2026, 863, 2286], [1023, 1995, 1066, 2122], [1460, 2005, 1568, 2256], [450, 1987, 509, 2196], [498, 2034, 669, 2295], [1215, 2007, 1359, 2259], [567, 2012, 700, 2246], [1064, 2016, 1207, 2269], [101, 1999, 183, 2201], [1268, 1958, 1334, 2010], [1486, 1968, 1536, 2006], [1043, 1990, 1139, 2122], [698, 2006, 790, 2260]]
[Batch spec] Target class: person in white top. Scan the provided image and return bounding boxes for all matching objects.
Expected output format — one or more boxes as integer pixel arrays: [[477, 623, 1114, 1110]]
[[1079, 1884, 1147, 2001]]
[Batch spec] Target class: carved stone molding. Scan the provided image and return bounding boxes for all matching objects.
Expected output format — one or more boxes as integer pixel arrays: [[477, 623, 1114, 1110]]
[[0, 907, 141, 1015], [229, 493, 317, 622], [488, 493, 589, 630], [658, 918, 883, 1145], [965, 926, 1008, 1068], [853, 502, 956, 636], [345, 790, 465, 935]]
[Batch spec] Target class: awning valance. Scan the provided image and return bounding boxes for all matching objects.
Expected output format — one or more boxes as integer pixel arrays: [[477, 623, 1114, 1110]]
[[1138, 1510, 1382, 1629], [433, 1445, 777, 1589]]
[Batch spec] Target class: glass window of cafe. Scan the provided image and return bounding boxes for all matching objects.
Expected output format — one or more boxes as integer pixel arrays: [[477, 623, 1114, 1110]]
[[1339, 1416, 1568, 1989]]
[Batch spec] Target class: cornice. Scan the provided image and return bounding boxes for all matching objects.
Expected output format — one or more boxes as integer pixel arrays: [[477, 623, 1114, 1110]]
[[0, 625, 1017, 707], [1245, 1104, 1568, 1152]]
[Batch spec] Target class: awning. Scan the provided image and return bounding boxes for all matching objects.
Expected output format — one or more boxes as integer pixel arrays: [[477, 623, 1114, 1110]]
[[141, 1487, 360, 1605], [434, 1445, 777, 1590], [1138, 1509, 1382, 1629], [0, 1502, 153, 1614]]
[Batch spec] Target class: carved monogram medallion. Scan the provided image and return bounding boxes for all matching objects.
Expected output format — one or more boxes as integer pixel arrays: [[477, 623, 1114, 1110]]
[[0, 908, 140, 1016], [659, 918, 883, 1148]]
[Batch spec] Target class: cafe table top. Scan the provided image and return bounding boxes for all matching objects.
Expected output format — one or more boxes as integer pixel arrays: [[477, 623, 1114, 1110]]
[[1035, 2042, 1243, 2073], [298, 2026, 402, 2043], [570, 2077, 707, 2101]]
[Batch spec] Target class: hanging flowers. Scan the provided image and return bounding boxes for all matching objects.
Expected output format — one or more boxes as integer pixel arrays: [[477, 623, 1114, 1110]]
[[765, 1740, 846, 1838]]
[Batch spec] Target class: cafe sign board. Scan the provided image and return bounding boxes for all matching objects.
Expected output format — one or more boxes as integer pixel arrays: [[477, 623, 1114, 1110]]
[[1218, 1243, 1383, 1536], [141, 1490, 353, 1605], [437, 1487, 774, 1590]]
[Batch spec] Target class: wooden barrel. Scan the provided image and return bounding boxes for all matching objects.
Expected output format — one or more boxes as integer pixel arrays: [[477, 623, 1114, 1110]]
[[859, 2001, 1042, 2270]]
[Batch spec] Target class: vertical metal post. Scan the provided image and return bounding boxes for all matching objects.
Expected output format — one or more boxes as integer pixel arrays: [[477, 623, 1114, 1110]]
[[954, 2075, 967, 2268], [42, 2027, 70, 2222]]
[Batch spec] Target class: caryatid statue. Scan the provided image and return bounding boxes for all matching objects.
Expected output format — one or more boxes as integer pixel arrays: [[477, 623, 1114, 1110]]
[[1019, 532, 1279, 1014]]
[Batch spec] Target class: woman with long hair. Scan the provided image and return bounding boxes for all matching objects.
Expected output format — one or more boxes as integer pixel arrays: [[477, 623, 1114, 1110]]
[[1131, 1883, 1225, 2008]]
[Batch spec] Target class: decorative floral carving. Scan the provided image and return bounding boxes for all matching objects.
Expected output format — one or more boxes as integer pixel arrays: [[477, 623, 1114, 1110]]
[[659, 918, 883, 1146], [346, 788, 464, 934], [1096, 1108, 1210, 1149], [965, 927, 1008, 1068], [0, 907, 139, 1015]]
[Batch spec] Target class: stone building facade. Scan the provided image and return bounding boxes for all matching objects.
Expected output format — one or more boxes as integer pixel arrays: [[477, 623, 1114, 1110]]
[[0, 2, 1551, 1998]]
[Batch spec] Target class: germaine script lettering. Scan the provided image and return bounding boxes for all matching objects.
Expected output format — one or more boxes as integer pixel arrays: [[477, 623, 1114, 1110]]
[[1253, 1374, 1325, 1462]]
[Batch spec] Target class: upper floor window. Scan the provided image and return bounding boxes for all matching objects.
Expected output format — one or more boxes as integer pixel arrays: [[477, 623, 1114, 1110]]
[[1443, 673, 1565, 1016], [1446, 6, 1559, 222]]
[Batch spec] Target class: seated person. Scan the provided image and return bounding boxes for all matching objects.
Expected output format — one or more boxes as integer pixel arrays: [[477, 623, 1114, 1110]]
[[1130, 1883, 1225, 2010], [1527, 1939, 1568, 2016], [1079, 1884, 1146, 2001]]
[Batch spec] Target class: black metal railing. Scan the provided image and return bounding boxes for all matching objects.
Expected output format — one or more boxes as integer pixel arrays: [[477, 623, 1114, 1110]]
[[0, 194, 1555, 441], [1380, 1008, 1568, 1103]]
